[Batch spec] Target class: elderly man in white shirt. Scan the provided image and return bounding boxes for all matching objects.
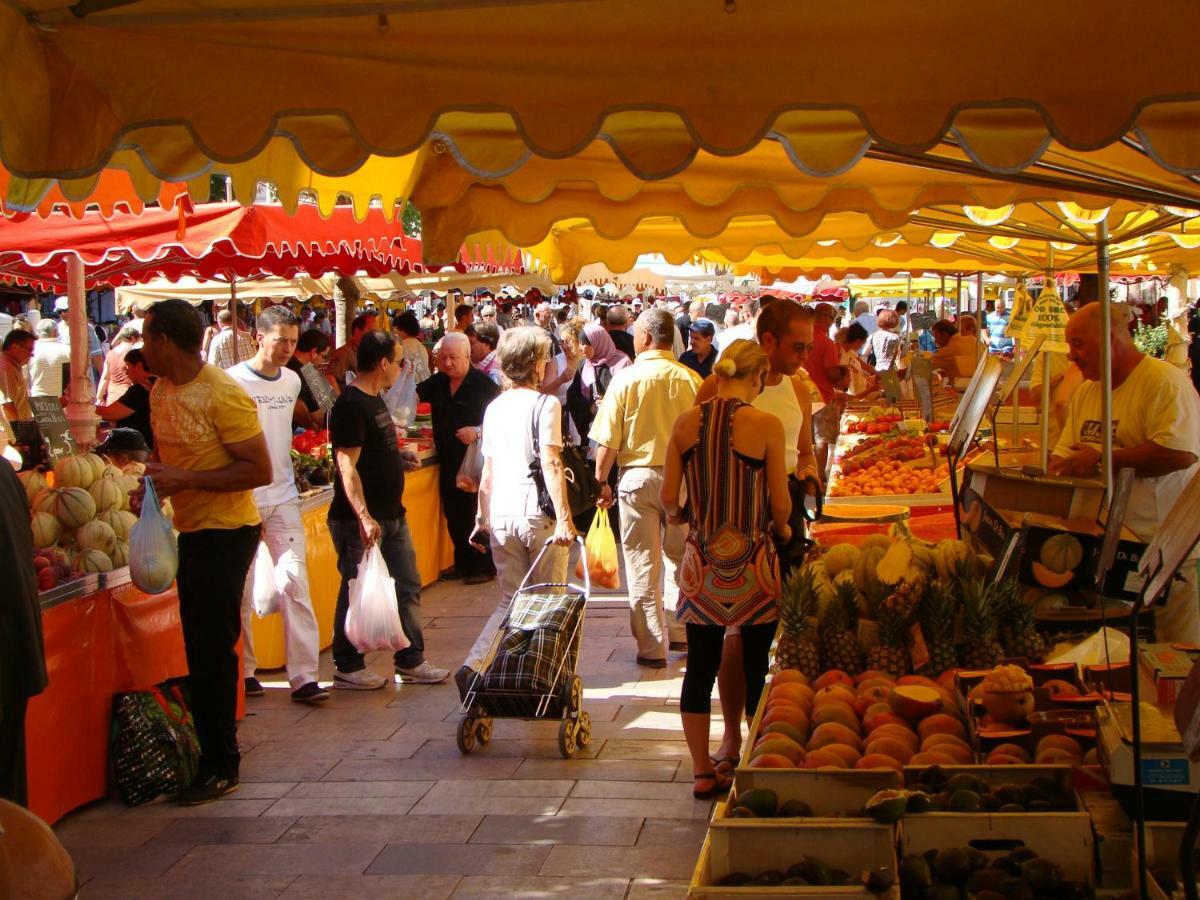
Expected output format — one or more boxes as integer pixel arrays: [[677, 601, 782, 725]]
[[28, 319, 72, 398]]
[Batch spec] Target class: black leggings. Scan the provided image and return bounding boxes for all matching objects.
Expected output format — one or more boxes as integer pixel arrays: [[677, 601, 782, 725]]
[[680, 621, 778, 715]]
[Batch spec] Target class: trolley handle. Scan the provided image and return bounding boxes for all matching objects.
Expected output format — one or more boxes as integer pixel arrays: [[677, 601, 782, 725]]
[[515, 534, 589, 596]]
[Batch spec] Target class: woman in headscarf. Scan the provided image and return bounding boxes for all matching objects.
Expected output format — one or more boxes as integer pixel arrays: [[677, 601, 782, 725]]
[[565, 322, 631, 440]]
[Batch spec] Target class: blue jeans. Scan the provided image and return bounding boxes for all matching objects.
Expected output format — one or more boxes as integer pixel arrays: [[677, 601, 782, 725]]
[[329, 517, 425, 672]]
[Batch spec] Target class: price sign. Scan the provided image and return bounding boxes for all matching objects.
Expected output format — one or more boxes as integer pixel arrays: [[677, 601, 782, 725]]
[[28, 396, 78, 461], [909, 354, 934, 421], [880, 368, 902, 404], [300, 363, 336, 415]]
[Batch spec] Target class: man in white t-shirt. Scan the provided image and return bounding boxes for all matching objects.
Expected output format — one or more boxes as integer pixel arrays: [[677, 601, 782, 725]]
[[1050, 302, 1200, 642], [228, 306, 328, 704]]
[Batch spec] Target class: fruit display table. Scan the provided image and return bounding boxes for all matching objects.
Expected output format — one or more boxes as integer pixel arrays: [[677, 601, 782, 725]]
[[247, 461, 455, 670]]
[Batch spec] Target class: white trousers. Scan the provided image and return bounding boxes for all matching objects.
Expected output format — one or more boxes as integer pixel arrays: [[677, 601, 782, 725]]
[[463, 515, 568, 674], [241, 502, 322, 689], [618, 467, 688, 660]]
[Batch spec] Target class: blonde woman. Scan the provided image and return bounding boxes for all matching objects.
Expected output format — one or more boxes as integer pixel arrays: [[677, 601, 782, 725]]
[[661, 339, 791, 798]]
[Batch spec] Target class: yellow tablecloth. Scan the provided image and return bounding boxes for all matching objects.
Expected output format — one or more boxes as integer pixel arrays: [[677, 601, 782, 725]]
[[249, 463, 454, 670]]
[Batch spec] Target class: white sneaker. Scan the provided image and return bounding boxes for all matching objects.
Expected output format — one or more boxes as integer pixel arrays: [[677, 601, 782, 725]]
[[395, 662, 451, 684], [333, 669, 387, 690]]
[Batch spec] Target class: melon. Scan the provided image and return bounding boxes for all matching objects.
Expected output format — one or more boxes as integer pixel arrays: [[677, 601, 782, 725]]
[[17, 469, 48, 502], [1040, 533, 1083, 574], [88, 476, 124, 513], [55, 487, 96, 528], [53, 455, 96, 490], [78, 548, 113, 573], [30, 511, 61, 549], [859, 534, 892, 552], [30, 488, 61, 515], [115, 474, 139, 508], [853, 544, 888, 595], [123, 461, 146, 476], [98, 508, 137, 542], [110, 540, 130, 568], [77, 520, 117, 555], [934, 539, 974, 580], [822, 543, 860, 576], [82, 453, 107, 483]]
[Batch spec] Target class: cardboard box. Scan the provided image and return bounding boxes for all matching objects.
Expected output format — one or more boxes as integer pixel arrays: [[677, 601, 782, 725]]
[[1137, 820, 1188, 900], [727, 769, 900, 820], [960, 482, 1148, 601], [1140, 644, 1200, 705], [965, 462, 1106, 521], [901, 807, 1096, 885], [690, 816, 899, 898]]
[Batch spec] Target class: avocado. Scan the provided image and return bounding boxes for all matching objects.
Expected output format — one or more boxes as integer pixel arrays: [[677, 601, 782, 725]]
[[716, 871, 750, 886], [732, 787, 777, 817], [998, 877, 1034, 900], [974, 892, 1007, 900], [906, 791, 935, 813], [1026, 799, 1055, 812], [946, 773, 986, 794], [1029, 776, 1059, 794], [921, 764, 949, 791], [753, 869, 785, 886], [980, 792, 1002, 811], [934, 790, 953, 810], [966, 847, 988, 871], [726, 806, 757, 818], [929, 886, 961, 900], [998, 803, 1025, 813], [993, 783, 1024, 805], [781, 876, 809, 885], [949, 789, 982, 812], [778, 799, 813, 818], [899, 854, 934, 889], [787, 856, 831, 886], [966, 869, 1008, 893], [1018, 857, 1063, 892], [1007, 847, 1038, 867], [829, 868, 851, 886], [862, 866, 895, 892], [866, 789, 909, 824], [933, 847, 973, 885]]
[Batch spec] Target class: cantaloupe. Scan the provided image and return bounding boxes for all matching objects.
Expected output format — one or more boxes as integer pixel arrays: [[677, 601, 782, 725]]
[[88, 476, 123, 513], [110, 541, 129, 568], [53, 455, 96, 490], [854, 545, 888, 595], [30, 488, 61, 515], [55, 487, 96, 528], [98, 508, 137, 542], [822, 543, 860, 576], [77, 520, 117, 555], [17, 469, 48, 502], [1040, 533, 1083, 574], [30, 511, 61, 549], [122, 461, 146, 476], [78, 548, 113, 573], [82, 453, 107, 483]]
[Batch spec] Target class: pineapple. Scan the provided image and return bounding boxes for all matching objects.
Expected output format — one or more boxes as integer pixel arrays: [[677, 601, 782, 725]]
[[995, 581, 1047, 662], [866, 580, 920, 677], [957, 574, 1006, 669], [773, 566, 821, 678], [918, 577, 960, 678], [819, 579, 863, 675]]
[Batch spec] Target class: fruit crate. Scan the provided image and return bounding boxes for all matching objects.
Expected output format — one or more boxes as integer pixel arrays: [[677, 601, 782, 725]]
[[900, 806, 1096, 886], [1134, 819, 1188, 900], [726, 769, 901, 821], [690, 812, 900, 898]]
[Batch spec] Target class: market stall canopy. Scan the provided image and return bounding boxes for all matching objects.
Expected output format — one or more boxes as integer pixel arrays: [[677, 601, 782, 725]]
[[8, 0, 1200, 186], [0, 202, 521, 291]]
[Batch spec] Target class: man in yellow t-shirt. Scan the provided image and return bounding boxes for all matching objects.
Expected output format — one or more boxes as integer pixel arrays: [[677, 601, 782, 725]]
[[135, 299, 271, 806]]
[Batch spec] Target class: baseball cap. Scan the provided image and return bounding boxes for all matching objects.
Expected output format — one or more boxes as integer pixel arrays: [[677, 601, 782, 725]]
[[689, 318, 716, 338]]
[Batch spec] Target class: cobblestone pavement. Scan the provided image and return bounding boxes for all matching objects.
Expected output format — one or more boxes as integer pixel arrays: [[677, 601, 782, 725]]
[[58, 574, 713, 899]]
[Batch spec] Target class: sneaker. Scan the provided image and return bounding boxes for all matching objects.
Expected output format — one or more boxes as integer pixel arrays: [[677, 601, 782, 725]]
[[463, 573, 495, 586], [177, 774, 239, 806], [291, 682, 331, 704], [396, 661, 451, 684], [455, 665, 478, 702], [244, 676, 265, 697], [333, 669, 387, 690]]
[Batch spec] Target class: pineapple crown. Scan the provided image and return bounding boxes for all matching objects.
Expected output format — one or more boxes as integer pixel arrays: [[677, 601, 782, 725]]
[[780, 566, 820, 635], [919, 577, 959, 641]]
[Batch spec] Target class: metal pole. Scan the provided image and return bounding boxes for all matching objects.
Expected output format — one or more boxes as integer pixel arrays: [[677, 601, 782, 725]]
[[975, 272, 984, 366], [1040, 248, 1055, 473], [1097, 221, 1114, 501]]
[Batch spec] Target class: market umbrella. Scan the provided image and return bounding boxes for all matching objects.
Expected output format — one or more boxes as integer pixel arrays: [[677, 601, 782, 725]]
[[7, 1, 1200, 187], [0, 202, 517, 291]]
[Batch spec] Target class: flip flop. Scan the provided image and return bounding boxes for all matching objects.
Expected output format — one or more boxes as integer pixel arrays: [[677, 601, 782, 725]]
[[692, 770, 733, 800]]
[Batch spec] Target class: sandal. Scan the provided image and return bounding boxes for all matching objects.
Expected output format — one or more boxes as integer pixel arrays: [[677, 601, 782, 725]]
[[692, 770, 733, 800], [709, 754, 740, 775]]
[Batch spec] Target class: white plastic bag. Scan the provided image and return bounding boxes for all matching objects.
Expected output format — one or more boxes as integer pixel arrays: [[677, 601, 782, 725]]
[[1047, 626, 1131, 665], [384, 363, 418, 427], [249, 541, 282, 617], [345, 544, 409, 652], [128, 476, 178, 594], [455, 439, 484, 492]]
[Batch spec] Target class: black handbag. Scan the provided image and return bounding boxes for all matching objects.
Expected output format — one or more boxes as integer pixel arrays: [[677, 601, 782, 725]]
[[530, 394, 602, 518]]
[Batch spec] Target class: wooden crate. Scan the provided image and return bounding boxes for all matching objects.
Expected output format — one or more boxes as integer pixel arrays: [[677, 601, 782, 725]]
[[1138, 820, 1187, 900], [901, 809, 1095, 885], [727, 768, 900, 820], [690, 816, 899, 899]]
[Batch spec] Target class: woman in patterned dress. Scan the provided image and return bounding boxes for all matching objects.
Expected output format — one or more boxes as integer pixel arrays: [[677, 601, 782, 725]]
[[661, 339, 792, 798]]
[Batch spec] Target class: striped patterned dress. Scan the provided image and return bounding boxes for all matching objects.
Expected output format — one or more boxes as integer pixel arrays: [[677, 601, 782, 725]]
[[676, 398, 780, 627]]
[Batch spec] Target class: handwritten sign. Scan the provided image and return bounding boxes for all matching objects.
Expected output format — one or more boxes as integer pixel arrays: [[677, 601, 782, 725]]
[[28, 396, 78, 461], [300, 363, 336, 415]]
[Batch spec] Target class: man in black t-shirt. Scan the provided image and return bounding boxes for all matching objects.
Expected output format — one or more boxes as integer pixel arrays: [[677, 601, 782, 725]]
[[286, 329, 331, 430], [94, 347, 155, 449], [328, 330, 450, 689]]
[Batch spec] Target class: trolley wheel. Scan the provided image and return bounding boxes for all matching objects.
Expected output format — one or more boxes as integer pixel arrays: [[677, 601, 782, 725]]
[[568, 675, 583, 713], [576, 710, 592, 748], [475, 717, 493, 746], [456, 717, 477, 754], [558, 718, 578, 758]]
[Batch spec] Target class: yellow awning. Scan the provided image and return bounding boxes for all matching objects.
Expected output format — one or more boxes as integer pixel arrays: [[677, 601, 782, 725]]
[[7, 1, 1200, 184]]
